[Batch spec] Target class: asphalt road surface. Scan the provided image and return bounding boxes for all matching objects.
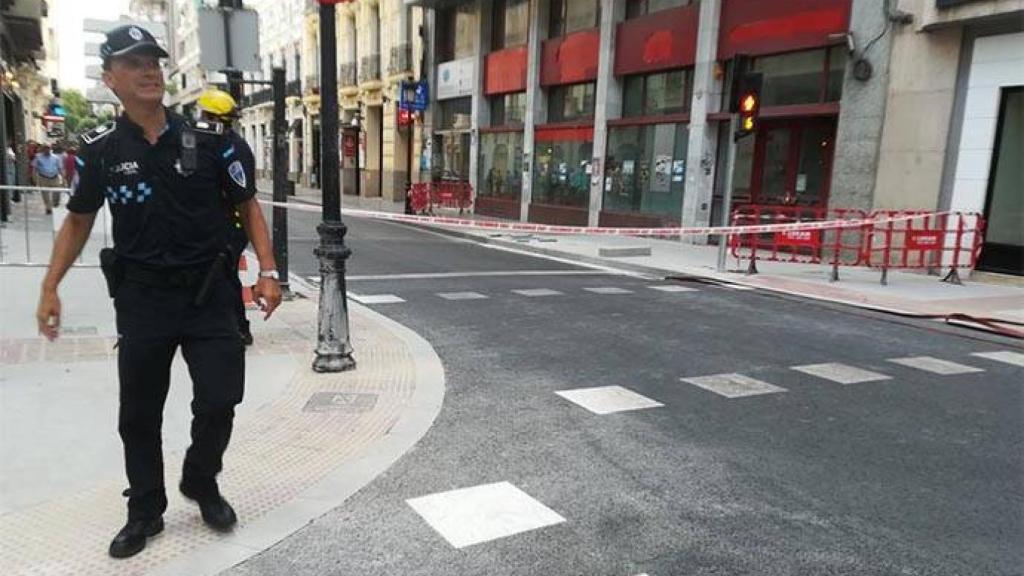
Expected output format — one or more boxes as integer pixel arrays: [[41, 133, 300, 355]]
[[232, 207, 1023, 576]]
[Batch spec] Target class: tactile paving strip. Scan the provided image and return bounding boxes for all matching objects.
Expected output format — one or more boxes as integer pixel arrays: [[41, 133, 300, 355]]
[[0, 299, 417, 576]]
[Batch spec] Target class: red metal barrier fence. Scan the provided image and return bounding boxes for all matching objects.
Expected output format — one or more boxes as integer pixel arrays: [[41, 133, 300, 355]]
[[729, 205, 986, 284], [409, 181, 473, 214]]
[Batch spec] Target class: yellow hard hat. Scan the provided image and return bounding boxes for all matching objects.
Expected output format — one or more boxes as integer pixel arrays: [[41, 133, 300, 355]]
[[197, 89, 238, 118]]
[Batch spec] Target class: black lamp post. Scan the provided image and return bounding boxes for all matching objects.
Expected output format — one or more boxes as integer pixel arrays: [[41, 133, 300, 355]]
[[312, 0, 355, 373]]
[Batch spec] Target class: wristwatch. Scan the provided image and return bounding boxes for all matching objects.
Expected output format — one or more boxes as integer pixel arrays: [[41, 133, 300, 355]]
[[258, 269, 280, 281]]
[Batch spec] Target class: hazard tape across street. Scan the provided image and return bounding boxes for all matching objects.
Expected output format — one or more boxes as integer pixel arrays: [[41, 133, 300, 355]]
[[257, 198, 956, 238]]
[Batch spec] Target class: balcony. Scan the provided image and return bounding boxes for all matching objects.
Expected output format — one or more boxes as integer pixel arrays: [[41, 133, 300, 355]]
[[240, 79, 301, 108], [359, 54, 381, 84], [340, 62, 357, 88], [388, 43, 413, 76]]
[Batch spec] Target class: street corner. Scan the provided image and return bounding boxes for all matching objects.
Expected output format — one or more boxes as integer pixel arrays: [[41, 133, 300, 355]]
[[0, 288, 445, 576]]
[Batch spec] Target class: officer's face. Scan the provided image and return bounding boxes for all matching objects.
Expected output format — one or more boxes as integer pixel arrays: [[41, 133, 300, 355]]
[[103, 54, 165, 105]]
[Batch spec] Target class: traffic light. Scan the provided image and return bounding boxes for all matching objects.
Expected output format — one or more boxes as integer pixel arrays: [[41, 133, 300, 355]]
[[737, 88, 759, 138]]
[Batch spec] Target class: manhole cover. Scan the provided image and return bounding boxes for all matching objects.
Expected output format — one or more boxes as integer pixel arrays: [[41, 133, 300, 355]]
[[303, 391, 378, 413]]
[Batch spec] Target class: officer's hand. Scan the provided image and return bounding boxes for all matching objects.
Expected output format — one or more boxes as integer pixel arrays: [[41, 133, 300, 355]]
[[253, 277, 282, 320], [37, 288, 62, 341]]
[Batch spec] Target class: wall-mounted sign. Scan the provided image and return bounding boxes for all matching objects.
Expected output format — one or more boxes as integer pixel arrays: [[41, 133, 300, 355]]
[[400, 81, 429, 112], [437, 57, 475, 101]]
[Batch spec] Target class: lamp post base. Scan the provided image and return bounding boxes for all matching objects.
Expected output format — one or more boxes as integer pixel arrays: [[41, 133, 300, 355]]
[[312, 221, 356, 373]]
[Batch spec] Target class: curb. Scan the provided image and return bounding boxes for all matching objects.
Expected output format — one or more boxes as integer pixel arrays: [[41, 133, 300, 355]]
[[146, 273, 446, 576]]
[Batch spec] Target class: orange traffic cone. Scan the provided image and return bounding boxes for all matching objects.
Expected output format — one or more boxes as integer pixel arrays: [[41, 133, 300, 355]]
[[238, 254, 257, 309]]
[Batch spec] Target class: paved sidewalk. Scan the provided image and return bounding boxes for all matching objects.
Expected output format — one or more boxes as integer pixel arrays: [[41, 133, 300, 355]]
[[254, 183, 1024, 332], [0, 256, 444, 574]]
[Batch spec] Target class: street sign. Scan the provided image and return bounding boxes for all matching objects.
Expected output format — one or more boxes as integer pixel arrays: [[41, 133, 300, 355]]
[[198, 7, 261, 72], [399, 81, 429, 112]]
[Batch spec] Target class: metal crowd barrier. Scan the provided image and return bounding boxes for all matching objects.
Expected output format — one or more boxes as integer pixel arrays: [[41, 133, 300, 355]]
[[728, 204, 986, 284], [408, 181, 473, 215], [0, 185, 110, 267]]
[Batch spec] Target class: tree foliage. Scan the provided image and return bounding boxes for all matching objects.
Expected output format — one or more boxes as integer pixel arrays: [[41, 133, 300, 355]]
[[61, 89, 97, 137]]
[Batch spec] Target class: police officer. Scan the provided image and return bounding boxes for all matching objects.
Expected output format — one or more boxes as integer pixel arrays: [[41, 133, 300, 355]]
[[35, 25, 282, 559], [197, 88, 253, 345]]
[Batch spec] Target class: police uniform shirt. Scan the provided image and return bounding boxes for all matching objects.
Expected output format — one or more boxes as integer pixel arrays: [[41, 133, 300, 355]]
[[67, 110, 257, 268]]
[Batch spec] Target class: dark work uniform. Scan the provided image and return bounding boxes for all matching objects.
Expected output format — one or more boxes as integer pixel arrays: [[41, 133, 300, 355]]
[[222, 129, 253, 337], [67, 110, 257, 521]]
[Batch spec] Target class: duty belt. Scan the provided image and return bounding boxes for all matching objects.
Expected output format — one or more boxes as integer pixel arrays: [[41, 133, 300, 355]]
[[123, 262, 215, 288]]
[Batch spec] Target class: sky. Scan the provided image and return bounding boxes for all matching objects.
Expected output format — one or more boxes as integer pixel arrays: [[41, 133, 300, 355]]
[[53, 0, 132, 92]]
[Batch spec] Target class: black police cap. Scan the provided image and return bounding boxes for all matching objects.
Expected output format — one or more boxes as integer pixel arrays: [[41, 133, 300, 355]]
[[100, 25, 169, 64]]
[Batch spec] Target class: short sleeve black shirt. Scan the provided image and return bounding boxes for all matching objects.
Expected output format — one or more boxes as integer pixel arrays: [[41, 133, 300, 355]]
[[67, 110, 257, 268]]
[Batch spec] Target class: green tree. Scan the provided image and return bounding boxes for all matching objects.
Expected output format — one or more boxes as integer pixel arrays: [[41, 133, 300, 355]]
[[61, 89, 97, 137]]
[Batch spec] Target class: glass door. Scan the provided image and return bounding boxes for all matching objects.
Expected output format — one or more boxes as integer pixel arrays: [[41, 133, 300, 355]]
[[978, 87, 1024, 275], [751, 119, 835, 208]]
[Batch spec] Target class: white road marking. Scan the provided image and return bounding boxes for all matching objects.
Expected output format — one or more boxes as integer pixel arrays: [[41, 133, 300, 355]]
[[583, 287, 634, 295], [680, 373, 787, 398], [971, 350, 1024, 368], [555, 385, 664, 415], [437, 291, 489, 300], [791, 363, 891, 385], [512, 288, 564, 297], [347, 270, 612, 281], [347, 294, 406, 304], [406, 481, 566, 549], [721, 283, 755, 291], [888, 356, 984, 375], [647, 285, 699, 293]]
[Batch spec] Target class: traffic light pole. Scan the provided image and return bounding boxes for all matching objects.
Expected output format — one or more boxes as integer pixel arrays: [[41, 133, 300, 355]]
[[312, 0, 356, 373], [716, 114, 740, 273], [270, 67, 290, 295]]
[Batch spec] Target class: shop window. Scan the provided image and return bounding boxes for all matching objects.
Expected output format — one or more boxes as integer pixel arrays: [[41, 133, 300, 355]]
[[533, 136, 594, 207], [493, 0, 529, 50], [622, 69, 692, 117], [438, 97, 472, 130], [548, 82, 596, 122], [479, 132, 524, 199], [604, 123, 689, 218], [826, 45, 847, 102], [625, 0, 693, 19], [491, 92, 527, 127], [437, 4, 478, 62], [549, 0, 600, 37]]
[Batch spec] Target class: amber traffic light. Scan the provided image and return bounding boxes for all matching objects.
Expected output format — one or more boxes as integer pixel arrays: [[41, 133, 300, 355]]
[[737, 90, 759, 137]]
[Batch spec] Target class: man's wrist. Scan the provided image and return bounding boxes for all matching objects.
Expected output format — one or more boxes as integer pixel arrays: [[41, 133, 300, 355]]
[[258, 269, 279, 281]]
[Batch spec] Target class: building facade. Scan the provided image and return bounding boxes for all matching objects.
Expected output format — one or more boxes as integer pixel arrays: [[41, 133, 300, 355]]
[[874, 0, 1023, 275]]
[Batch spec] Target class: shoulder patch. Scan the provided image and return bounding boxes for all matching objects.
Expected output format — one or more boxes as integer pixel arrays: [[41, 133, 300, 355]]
[[81, 121, 116, 145], [192, 120, 225, 135]]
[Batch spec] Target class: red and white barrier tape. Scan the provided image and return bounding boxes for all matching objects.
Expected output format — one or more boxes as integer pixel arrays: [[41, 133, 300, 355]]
[[258, 199, 961, 238]]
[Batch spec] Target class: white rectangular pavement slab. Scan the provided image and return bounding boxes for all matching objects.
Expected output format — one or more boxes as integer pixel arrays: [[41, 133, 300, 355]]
[[681, 373, 787, 398], [648, 285, 699, 293], [888, 356, 985, 375], [791, 363, 891, 385], [971, 350, 1024, 368], [406, 481, 566, 549], [437, 291, 489, 300], [512, 288, 564, 297], [555, 385, 664, 415], [349, 294, 406, 304], [583, 287, 635, 294]]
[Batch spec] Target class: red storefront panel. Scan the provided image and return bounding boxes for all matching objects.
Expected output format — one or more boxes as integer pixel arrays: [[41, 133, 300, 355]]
[[719, 0, 851, 59], [540, 29, 600, 87], [534, 125, 595, 142], [614, 5, 700, 76], [484, 46, 529, 95]]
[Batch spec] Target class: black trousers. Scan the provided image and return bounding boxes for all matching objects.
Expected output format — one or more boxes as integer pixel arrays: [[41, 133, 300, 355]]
[[114, 274, 245, 520]]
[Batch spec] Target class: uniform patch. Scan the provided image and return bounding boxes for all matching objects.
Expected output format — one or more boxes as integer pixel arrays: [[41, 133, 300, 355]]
[[228, 160, 247, 188]]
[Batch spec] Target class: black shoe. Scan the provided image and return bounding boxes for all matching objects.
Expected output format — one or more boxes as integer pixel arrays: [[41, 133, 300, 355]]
[[180, 481, 237, 532], [240, 329, 254, 346], [108, 516, 164, 559]]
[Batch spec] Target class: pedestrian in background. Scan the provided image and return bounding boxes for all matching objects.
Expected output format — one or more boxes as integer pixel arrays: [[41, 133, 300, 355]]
[[30, 143, 63, 214], [35, 25, 281, 559], [197, 88, 255, 346], [62, 145, 79, 189]]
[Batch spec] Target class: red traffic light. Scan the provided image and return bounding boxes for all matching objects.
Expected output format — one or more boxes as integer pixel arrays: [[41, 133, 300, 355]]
[[740, 93, 758, 113]]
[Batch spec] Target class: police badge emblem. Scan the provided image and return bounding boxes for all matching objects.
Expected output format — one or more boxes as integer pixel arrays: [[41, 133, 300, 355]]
[[228, 160, 247, 188]]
